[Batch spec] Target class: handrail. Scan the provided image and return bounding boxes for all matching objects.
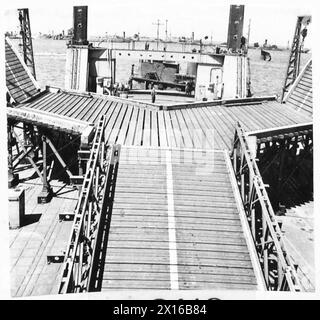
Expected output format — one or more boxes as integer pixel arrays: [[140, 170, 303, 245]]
[[58, 115, 117, 294], [230, 122, 301, 291]]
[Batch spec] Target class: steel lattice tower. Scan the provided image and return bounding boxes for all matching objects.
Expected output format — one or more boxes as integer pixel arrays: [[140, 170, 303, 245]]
[[281, 16, 311, 102], [18, 8, 36, 79]]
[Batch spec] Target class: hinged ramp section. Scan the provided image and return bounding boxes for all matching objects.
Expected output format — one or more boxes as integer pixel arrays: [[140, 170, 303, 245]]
[[283, 60, 312, 117], [5, 37, 40, 103], [101, 146, 261, 290]]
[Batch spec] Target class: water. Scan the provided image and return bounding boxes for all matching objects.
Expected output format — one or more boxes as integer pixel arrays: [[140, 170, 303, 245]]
[[13, 38, 311, 97]]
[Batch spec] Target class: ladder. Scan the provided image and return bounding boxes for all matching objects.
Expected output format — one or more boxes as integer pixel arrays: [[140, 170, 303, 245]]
[[281, 16, 311, 102], [18, 8, 36, 79]]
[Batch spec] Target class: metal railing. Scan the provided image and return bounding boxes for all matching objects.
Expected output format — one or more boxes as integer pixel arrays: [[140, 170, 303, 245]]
[[59, 115, 120, 294], [231, 122, 301, 291]]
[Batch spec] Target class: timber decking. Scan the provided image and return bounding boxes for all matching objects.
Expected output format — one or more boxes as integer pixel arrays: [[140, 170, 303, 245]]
[[102, 147, 258, 290], [19, 91, 312, 150], [5, 38, 39, 104], [285, 60, 312, 117], [9, 169, 78, 297]]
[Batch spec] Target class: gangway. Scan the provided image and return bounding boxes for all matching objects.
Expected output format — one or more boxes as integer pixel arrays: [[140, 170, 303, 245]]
[[58, 122, 303, 292], [60, 145, 264, 292], [99, 146, 264, 290]]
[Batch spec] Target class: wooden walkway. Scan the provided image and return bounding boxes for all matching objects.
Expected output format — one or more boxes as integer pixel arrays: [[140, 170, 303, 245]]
[[102, 146, 260, 290]]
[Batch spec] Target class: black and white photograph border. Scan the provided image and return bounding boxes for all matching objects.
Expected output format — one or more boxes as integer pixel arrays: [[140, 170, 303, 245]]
[[0, 0, 319, 300]]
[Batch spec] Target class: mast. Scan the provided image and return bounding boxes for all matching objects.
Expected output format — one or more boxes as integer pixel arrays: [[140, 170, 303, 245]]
[[247, 19, 251, 47]]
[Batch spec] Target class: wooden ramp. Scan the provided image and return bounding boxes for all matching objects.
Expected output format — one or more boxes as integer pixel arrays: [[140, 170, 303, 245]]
[[5, 37, 40, 103], [284, 59, 312, 117], [102, 146, 261, 290], [19, 89, 312, 150]]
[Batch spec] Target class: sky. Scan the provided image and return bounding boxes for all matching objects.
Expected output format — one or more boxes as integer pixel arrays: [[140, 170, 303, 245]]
[[0, 0, 317, 47]]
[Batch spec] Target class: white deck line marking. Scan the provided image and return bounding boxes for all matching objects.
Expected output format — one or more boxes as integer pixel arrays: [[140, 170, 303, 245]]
[[166, 149, 179, 290]]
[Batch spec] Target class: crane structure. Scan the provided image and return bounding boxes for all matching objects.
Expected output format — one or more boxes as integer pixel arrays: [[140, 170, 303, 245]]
[[281, 15, 311, 102], [18, 8, 36, 79]]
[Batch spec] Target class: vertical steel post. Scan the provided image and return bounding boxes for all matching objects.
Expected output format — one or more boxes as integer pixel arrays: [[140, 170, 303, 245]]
[[262, 216, 269, 288], [37, 135, 52, 203], [7, 124, 19, 188], [18, 8, 36, 79]]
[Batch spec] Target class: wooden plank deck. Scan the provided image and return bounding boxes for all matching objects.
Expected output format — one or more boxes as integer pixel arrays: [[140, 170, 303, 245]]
[[5, 39, 39, 103], [20, 91, 312, 150], [101, 146, 258, 290], [285, 60, 312, 117], [9, 168, 78, 297]]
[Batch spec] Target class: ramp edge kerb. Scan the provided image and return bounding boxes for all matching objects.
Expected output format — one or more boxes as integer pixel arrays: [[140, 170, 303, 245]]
[[223, 149, 266, 291]]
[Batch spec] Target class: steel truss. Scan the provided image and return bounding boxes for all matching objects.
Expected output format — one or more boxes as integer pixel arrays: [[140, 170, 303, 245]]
[[8, 120, 82, 202], [59, 116, 120, 294], [231, 122, 301, 291], [18, 8, 36, 79], [256, 129, 313, 209]]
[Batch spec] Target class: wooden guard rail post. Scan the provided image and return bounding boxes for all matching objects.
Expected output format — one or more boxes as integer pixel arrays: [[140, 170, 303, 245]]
[[58, 115, 120, 294], [230, 122, 302, 291]]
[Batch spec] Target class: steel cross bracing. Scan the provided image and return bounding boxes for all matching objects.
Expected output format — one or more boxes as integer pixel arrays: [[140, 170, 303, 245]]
[[231, 122, 301, 291], [59, 116, 120, 294], [18, 8, 36, 79], [281, 16, 311, 102], [254, 126, 313, 209], [8, 118, 83, 201]]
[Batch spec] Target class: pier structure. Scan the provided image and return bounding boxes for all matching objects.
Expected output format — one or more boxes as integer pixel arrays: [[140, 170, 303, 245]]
[[5, 6, 314, 296]]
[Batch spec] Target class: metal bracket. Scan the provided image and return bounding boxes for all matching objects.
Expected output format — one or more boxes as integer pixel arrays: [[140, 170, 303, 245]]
[[70, 175, 84, 186], [47, 254, 65, 264], [78, 149, 91, 160], [59, 213, 75, 222], [47, 254, 79, 264]]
